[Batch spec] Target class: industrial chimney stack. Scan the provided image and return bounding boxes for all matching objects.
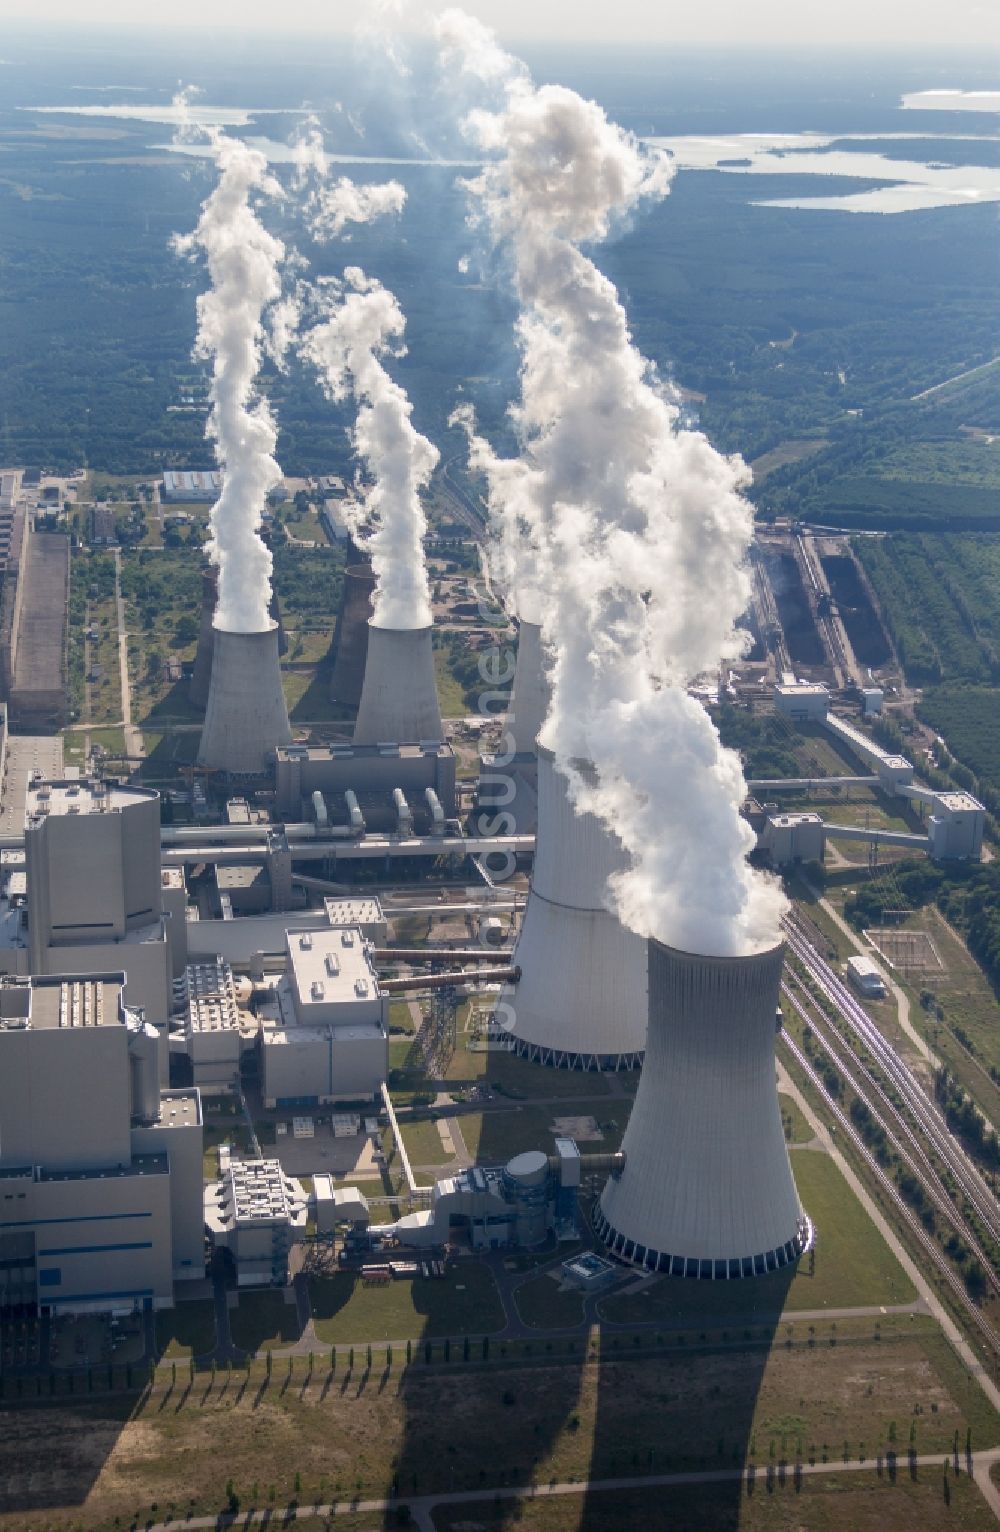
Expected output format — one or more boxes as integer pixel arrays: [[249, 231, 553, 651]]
[[496, 747, 647, 1069], [353, 623, 444, 745], [502, 619, 549, 759], [197, 624, 292, 776], [595, 938, 811, 1277]]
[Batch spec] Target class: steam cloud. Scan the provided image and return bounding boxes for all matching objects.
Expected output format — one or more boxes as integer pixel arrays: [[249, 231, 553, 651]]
[[294, 122, 407, 240], [175, 132, 286, 634], [303, 268, 438, 630], [438, 10, 786, 956]]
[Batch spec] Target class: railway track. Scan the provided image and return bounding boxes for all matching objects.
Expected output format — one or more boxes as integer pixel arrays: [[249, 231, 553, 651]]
[[784, 909, 1000, 1254], [780, 1028, 1000, 1360], [781, 969, 999, 1297]]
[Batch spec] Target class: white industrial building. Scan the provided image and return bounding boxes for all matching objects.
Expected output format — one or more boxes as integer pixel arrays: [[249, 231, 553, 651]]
[[774, 683, 829, 722], [928, 792, 986, 861], [204, 1157, 308, 1286], [275, 741, 456, 830], [759, 811, 825, 868], [259, 927, 387, 1108], [846, 954, 888, 999], [0, 972, 203, 1314], [497, 749, 647, 1069], [595, 940, 811, 1278], [162, 469, 221, 503]]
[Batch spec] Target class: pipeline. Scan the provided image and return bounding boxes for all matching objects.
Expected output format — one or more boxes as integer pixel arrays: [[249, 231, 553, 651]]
[[372, 947, 514, 963], [548, 1150, 625, 1178], [379, 966, 520, 994]]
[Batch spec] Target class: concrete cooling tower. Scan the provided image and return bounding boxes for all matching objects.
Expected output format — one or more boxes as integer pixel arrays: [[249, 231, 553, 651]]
[[497, 747, 647, 1070], [197, 623, 292, 776], [189, 567, 219, 709], [595, 939, 812, 1278], [353, 624, 444, 745], [329, 562, 377, 708], [503, 619, 549, 758], [191, 566, 288, 709]]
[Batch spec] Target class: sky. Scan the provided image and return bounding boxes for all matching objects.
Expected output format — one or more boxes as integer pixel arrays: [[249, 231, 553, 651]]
[[2, 0, 998, 50]]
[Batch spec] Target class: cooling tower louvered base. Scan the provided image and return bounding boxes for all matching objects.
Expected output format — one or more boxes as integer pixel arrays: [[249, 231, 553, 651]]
[[353, 623, 444, 745], [497, 749, 647, 1069], [596, 938, 811, 1277], [197, 624, 292, 777]]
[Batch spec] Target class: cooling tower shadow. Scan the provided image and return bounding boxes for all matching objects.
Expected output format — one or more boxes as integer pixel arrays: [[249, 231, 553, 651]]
[[577, 1264, 795, 1531]]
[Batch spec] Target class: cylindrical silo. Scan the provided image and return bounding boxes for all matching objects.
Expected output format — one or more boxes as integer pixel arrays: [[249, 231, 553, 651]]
[[502, 1149, 549, 1247], [595, 938, 811, 1278], [127, 1017, 161, 1125], [353, 623, 444, 745], [197, 624, 292, 776], [496, 748, 647, 1069], [329, 562, 377, 707]]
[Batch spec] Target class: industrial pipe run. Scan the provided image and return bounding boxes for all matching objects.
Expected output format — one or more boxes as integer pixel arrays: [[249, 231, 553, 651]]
[[371, 948, 514, 963], [379, 966, 521, 994]]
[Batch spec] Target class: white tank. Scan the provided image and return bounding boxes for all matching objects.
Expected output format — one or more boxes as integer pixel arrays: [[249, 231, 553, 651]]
[[503, 619, 550, 758], [497, 748, 647, 1069], [197, 624, 292, 776], [595, 938, 811, 1278], [353, 624, 444, 746]]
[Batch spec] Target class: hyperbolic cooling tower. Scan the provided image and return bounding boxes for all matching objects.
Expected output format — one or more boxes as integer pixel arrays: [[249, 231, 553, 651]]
[[595, 939, 812, 1278], [497, 747, 647, 1069], [189, 567, 219, 709], [503, 619, 549, 758], [190, 565, 287, 709], [329, 562, 377, 707], [353, 623, 444, 745], [197, 623, 292, 776]]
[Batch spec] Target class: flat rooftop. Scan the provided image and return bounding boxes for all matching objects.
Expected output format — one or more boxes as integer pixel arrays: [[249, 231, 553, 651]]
[[155, 1089, 202, 1129], [937, 792, 984, 813], [323, 896, 384, 928], [227, 1158, 297, 1222], [277, 741, 452, 763], [0, 975, 125, 1031], [287, 926, 380, 1012], [26, 778, 158, 826]]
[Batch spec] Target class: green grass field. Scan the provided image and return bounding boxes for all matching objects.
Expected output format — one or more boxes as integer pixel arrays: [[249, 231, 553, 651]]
[[228, 1291, 304, 1353], [154, 1301, 216, 1360], [309, 1261, 506, 1344], [514, 1272, 587, 1331], [599, 1150, 915, 1325], [431, 1473, 998, 1532]]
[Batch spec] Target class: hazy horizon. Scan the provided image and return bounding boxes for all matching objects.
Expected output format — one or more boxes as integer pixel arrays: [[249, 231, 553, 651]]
[[0, 0, 997, 52]]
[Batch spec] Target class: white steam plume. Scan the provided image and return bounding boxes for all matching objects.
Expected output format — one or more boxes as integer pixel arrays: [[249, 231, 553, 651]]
[[174, 132, 285, 633], [302, 268, 438, 630], [294, 121, 406, 240], [439, 9, 786, 956]]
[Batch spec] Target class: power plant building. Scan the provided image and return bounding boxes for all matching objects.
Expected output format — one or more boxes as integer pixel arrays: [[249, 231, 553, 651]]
[[275, 740, 456, 829], [0, 780, 175, 1056], [497, 749, 647, 1069], [204, 1158, 308, 1287], [595, 939, 811, 1278], [259, 927, 387, 1108], [0, 972, 204, 1314]]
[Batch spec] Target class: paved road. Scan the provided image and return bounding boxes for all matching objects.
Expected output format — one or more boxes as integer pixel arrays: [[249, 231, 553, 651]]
[[113, 547, 143, 759], [135, 1448, 1000, 1531]]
